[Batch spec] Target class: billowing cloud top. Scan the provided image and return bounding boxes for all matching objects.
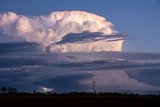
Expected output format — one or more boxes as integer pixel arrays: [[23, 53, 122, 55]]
[[0, 11, 123, 52]]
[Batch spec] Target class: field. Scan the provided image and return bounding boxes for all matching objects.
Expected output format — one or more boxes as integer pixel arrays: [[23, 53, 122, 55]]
[[0, 93, 160, 107]]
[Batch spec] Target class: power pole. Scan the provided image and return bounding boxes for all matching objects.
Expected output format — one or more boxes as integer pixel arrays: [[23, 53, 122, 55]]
[[92, 81, 96, 94]]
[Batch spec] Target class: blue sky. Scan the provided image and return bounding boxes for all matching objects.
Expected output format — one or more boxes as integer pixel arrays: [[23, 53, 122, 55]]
[[0, 0, 160, 52]]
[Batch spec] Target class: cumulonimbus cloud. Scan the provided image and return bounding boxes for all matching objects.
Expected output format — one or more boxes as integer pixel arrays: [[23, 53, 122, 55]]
[[0, 11, 124, 52], [79, 70, 160, 93]]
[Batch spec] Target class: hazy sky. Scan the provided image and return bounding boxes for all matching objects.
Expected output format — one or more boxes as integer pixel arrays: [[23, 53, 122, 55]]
[[0, 0, 160, 52]]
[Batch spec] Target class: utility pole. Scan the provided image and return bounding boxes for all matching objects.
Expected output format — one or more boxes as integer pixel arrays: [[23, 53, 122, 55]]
[[92, 81, 96, 94]]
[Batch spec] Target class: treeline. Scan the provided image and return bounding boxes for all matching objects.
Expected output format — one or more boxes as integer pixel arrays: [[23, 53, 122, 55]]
[[0, 86, 160, 97], [0, 86, 17, 93]]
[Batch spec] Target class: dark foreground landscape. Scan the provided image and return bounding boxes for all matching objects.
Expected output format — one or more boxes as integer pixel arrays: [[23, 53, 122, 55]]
[[0, 93, 160, 107]]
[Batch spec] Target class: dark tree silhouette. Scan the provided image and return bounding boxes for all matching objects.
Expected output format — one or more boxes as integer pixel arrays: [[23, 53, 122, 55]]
[[0, 86, 17, 93], [7, 87, 17, 93], [33, 90, 36, 93], [0, 86, 7, 93]]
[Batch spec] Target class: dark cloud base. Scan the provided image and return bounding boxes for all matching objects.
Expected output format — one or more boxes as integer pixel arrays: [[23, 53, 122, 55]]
[[0, 42, 160, 94]]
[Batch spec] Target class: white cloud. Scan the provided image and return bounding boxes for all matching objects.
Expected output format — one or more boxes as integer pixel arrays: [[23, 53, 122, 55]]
[[0, 11, 123, 52], [79, 70, 160, 93], [40, 87, 54, 93], [0, 65, 41, 72]]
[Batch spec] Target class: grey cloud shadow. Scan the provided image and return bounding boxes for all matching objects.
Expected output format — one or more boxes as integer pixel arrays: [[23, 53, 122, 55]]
[[34, 73, 93, 92], [0, 42, 40, 53], [127, 68, 160, 87], [53, 59, 160, 71], [55, 31, 125, 44]]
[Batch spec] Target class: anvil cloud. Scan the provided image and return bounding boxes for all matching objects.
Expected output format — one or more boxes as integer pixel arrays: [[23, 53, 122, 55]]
[[0, 11, 123, 52]]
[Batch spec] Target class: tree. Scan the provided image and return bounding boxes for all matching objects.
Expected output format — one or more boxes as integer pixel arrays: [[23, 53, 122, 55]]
[[0, 86, 7, 93], [0, 86, 18, 93], [7, 87, 17, 93]]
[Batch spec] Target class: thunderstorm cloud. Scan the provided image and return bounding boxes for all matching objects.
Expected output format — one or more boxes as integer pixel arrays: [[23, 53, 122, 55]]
[[0, 11, 123, 53], [0, 11, 160, 94]]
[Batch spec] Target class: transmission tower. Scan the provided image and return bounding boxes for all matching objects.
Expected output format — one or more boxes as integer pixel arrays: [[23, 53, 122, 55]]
[[92, 81, 96, 94]]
